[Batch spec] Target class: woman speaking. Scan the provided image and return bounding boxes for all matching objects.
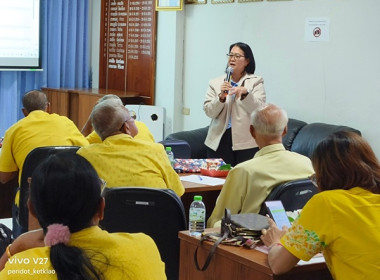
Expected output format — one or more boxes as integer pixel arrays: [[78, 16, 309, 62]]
[[203, 42, 266, 166]]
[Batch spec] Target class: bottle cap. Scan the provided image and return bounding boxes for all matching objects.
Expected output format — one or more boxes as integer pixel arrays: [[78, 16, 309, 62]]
[[166, 147, 172, 151], [194, 195, 202, 201]]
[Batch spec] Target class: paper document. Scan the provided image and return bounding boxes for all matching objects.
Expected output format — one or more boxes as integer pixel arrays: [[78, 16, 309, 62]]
[[0, 218, 12, 231], [298, 254, 325, 265], [180, 175, 225, 186]]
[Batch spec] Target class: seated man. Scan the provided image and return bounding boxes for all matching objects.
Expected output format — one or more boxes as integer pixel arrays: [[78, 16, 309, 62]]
[[207, 104, 314, 227], [77, 99, 184, 197], [81, 94, 155, 143], [0, 90, 89, 235]]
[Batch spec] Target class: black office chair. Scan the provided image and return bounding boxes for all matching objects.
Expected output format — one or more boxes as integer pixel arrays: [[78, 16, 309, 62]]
[[165, 126, 209, 159], [259, 178, 318, 216], [159, 139, 192, 159], [100, 187, 187, 280], [18, 146, 80, 230]]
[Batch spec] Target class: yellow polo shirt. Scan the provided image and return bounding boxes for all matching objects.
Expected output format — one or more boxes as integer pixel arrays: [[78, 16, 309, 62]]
[[207, 144, 314, 227], [0, 110, 89, 205], [281, 187, 380, 280], [0, 226, 166, 280], [77, 133, 184, 197], [86, 120, 155, 144]]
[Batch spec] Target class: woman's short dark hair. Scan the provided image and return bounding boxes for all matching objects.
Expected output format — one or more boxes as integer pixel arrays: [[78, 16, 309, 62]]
[[311, 131, 380, 194], [30, 152, 104, 280], [228, 42, 256, 74]]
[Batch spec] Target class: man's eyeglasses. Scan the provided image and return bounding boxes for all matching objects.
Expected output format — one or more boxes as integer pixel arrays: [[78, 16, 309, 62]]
[[120, 117, 134, 131], [129, 111, 137, 120], [100, 178, 107, 194], [309, 174, 318, 188], [226, 53, 245, 60]]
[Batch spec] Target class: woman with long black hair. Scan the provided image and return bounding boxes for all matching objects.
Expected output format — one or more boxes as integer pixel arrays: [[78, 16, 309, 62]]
[[0, 152, 166, 279]]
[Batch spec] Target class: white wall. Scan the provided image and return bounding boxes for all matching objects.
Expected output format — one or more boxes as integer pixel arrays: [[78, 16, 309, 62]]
[[155, 11, 185, 136], [91, 0, 380, 157], [180, 0, 380, 157]]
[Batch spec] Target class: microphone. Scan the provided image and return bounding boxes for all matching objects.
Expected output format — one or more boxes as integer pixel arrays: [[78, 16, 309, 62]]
[[223, 67, 234, 94], [226, 66, 233, 83]]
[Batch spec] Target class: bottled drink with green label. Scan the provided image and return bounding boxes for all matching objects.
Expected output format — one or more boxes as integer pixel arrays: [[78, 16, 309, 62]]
[[189, 195, 206, 236], [165, 146, 175, 167]]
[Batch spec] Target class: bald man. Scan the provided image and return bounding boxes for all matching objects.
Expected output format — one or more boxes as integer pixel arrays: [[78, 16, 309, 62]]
[[81, 94, 155, 143], [77, 100, 184, 197], [0, 90, 89, 235]]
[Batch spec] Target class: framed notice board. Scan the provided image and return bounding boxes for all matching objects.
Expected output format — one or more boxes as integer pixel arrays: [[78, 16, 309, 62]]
[[99, 0, 157, 105]]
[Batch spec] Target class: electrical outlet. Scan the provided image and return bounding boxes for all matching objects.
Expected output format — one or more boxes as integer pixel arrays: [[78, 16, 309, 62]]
[[182, 107, 190, 115]]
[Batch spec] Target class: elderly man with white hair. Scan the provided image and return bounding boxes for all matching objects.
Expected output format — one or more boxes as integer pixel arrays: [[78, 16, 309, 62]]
[[207, 103, 314, 227]]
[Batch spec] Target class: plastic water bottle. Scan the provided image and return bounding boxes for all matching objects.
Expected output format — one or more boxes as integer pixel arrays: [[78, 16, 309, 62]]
[[189, 195, 206, 236], [165, 146, 175, 167]]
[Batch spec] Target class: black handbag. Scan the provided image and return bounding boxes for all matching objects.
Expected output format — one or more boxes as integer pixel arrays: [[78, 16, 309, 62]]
[[194, 208, 269, 271]]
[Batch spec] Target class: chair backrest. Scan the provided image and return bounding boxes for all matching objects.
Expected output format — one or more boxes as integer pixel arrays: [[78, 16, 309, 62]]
[[100, 187, 187, 280], [282, 118, 307, 151], [159, 139, 191, 159], [165, 126, 209, 159], [18, 146, 80, 229], [259, 178, 318, 216], [290, 122, 361, 158]]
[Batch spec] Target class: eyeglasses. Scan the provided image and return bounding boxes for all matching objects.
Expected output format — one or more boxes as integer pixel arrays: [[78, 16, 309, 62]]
[[129, 112, 137, 120], [100, 178, 107, 194], [120, 117, 134, 131], [226, 53, 245, 60], [309, 174, 318, 188]]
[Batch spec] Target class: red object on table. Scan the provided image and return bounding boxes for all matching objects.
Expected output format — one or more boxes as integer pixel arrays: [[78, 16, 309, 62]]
[[200, 169, 229, 177]]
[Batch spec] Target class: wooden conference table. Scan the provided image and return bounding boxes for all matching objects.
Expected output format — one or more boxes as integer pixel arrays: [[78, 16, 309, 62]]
[[178, 230, 333, 280]]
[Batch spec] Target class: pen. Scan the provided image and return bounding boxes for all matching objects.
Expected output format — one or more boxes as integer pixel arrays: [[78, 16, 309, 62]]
[[198, 175, 203, 181]]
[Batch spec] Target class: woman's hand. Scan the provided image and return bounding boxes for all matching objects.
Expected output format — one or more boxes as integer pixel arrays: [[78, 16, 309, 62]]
[[229, 86, 248, 98], [260, 218, 300, 275], [220, 81, 232, 94], [260, 218, 288, 248], [218, 81, 231, 102]]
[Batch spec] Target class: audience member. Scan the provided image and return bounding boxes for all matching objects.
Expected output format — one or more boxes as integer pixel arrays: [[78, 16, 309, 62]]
[[0, 90, 89, 236], [0, 152, 166, 279], [207, 104, 314, 227], [204, 42, 266, 166], [77, 99, 184, 197], [81, 94, 155, 143], [261, 131, 380, 279]]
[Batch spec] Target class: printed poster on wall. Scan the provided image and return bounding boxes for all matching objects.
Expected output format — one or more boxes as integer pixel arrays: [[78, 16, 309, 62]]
[[304, 18, 330, 42]]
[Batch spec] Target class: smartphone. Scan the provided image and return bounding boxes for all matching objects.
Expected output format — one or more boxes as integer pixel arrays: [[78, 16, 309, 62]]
[[265, 200, 291, 229]]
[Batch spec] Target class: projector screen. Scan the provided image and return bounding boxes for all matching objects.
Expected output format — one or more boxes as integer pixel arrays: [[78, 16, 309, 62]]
[[0, 0, 41, 70]]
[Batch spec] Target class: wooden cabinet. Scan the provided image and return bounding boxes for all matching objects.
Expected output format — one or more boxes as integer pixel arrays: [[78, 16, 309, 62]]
[[42, 87, 150, 129]]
